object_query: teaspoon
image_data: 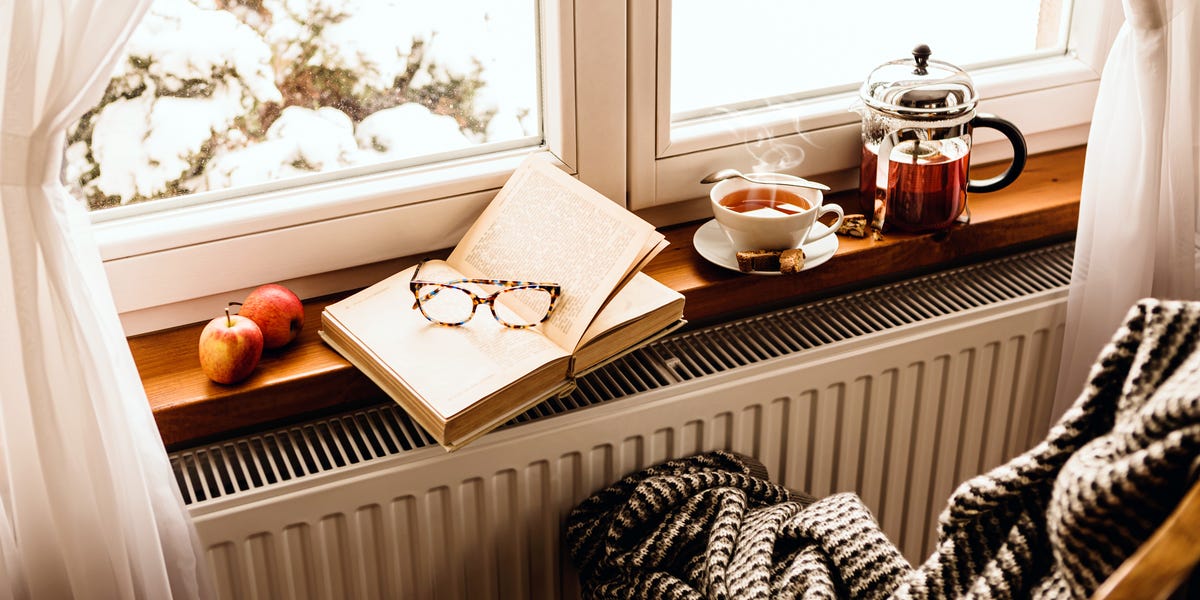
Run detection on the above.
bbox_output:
[700,168,831,192]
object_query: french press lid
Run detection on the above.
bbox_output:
[859,44,977,120]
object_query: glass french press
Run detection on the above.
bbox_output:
[854,45,1027,233]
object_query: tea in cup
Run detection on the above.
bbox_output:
[709,173,843,252]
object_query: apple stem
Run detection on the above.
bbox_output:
[225,302,243,326]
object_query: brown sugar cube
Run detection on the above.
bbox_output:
[836,214,868,238]
[735,249,781,273]
[779,248,806,274]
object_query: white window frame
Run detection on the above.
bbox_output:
[628,0,1125,222]
[102,1,1123,335]
[99,0,628,335]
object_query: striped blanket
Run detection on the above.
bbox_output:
[566,299,1200,599]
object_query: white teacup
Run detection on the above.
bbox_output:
[709,173,844,252]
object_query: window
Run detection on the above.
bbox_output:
[93,0,600,334]
[97,1,1120,334]
[628,0,1119,211]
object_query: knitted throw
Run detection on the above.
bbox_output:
[565,299,1200,599]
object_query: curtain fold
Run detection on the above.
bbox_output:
[0,1,212,598]
[1053,0,1200,419]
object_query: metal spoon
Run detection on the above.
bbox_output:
[700,168,831,192]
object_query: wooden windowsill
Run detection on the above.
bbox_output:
[130,146,1084,449]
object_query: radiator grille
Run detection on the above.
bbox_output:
[170,242,1074,505]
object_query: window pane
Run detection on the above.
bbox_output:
[671,0,1068,120]
[67,0,540,212]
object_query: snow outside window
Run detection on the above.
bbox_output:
[67,0,540,217]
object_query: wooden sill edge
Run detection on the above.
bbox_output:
[131,146,1085,450]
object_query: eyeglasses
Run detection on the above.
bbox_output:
[409,259,561,328]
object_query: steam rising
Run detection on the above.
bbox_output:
[710,105,813,175]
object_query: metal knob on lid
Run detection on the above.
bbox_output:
[911,44,931,74]
[859,44,977,119]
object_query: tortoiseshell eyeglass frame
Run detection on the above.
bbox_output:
[408,259,562,328]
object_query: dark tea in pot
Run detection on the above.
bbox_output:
[855,45,1027,233]
[859,137,970,233]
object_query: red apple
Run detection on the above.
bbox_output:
[198,307,264,384]
[239,283,304,349]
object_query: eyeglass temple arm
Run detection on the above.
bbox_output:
[409,259,437,309]
[411,285,444,309]
[434,278,561,294]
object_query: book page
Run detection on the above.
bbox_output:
[323,262,569,419]
[571,271,684,373]
[449,154,662,351]
[577,271,683,350]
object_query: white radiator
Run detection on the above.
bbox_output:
[173,243,1072,600]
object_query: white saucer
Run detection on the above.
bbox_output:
[693,219,839,276]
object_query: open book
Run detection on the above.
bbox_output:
[320,155,685,450]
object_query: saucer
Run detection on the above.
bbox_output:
[693,219,839,275]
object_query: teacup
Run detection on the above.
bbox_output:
[709,173,843,252]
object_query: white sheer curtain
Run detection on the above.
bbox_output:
[1053,0,1200,419]
[0,1,213,598]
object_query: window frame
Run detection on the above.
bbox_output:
[628,0,1124,215]
[100,0,631,334]
[102,0,1122,335]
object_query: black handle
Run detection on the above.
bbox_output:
[967,114,1027,193]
